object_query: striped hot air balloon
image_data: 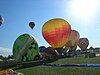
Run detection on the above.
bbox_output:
[42,18,71,48]
[66,30,80,50]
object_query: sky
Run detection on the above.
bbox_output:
[0,0,100,57]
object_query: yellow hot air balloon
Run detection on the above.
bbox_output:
[42,18,71,48]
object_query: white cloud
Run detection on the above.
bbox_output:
[0,47,12,57]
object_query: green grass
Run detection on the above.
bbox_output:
[16,56,100,75]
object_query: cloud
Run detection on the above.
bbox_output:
[0,47,12,57]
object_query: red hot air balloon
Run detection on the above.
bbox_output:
[42,18,71,48]
[66,30,80,50]
[78,38,89,50]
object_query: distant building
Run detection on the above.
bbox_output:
[0,59,3,61]
[94,48,100,53]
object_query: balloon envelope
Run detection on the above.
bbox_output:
[29,22,35,29]
[13,34,39,62]
[44,47,58,56]
[39,46,46,53]
[66,30,80,50]
[0,16,4,26]
[42,18,71,48]
[78,38,89,50]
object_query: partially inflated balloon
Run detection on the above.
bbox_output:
[0,69,23,75]
[42,18,71,48]
[66,30,80,50]
[39,46,46,53]
[0,16,4,26]
[43,47,59,59]
[29,22,35,29]
[44,47,57,55]
[78,38,89,50]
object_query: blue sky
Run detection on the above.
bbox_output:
[0,0,100,56]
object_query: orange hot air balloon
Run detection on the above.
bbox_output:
[66,30,80,50]
[42,18,71,48]
[78,38,89,50]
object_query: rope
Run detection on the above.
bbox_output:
[44,63,100,67]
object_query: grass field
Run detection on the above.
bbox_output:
[16,56,100,75]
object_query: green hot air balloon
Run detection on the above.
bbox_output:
[13,34,39,62]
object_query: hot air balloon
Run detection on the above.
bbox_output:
[39,46,46,53]
[66,30,80,50]
[13,34,39,62]
[29,22,35,29]
[78,38,89,50]
[42,18,71,49]
[0,16,4,26]
[43,47,59,59]
[0,69,23,75]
